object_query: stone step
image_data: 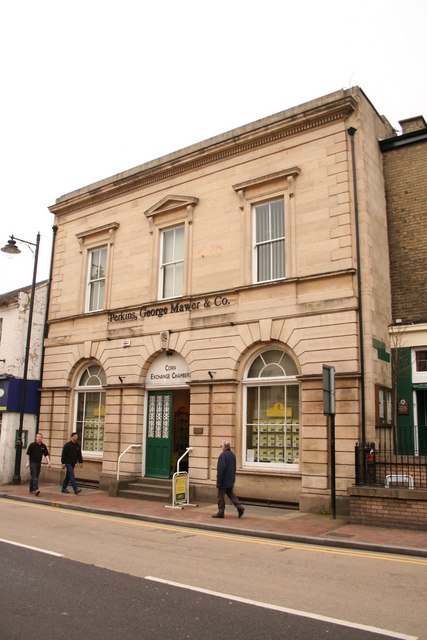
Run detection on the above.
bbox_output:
[118,477,172,502]
[119,488,171,502]
[126,481,170,491]
[129,478,171,485]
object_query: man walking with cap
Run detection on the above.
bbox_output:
[61,432,83,494]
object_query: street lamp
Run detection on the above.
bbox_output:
[1,233,40,484]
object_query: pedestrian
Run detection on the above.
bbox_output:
[61,432,83,494]
[212,440,244,519]
[26,432,51,496]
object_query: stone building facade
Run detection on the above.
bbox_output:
[40,87,394,512]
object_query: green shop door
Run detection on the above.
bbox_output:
[145,391,173,478]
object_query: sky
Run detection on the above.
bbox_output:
[0,0,426,294]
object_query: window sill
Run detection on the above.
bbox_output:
[240,464,300,474]
[82,452,103,460]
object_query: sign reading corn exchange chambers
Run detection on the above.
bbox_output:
[147,353,190,387]
[108,295,232,323]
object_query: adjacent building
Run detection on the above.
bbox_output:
[41,87,394,512]
[381,116,427,457]
[0,281,48,483]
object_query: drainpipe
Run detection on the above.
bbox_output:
[208,383,214,480]
[37,224,58,431]
[347,127,366,451]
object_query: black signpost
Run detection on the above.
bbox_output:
[323,365,336,519]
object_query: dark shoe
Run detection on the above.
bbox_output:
[35,490,40,496]
[61,489,70,494]
[211,513,224,518]
[238,507,245,518]
[74,489,82,494]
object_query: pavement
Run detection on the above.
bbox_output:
[1,481,427,558]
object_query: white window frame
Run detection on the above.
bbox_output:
[232,166,300,285]
[376,385,392,426]
[159,224,185,300]
[76,222,119,314]
[74,364,106,458]
[253,198,285,284]
[412,348,427,383]
[144,195,198,301]
[86,246,107,312]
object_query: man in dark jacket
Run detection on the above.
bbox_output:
[26,433,51,496]
[212,440,244,519]
[61,432,83,494]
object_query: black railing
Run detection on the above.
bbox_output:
[355,426,427,489]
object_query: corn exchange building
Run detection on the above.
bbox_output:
[41,87,394,512]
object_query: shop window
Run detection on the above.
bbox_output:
[243,350,300,468]
[160,225,184,299]
[375,385,392,426]
[75,364,106,456]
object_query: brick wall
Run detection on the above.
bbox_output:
[348,486,427,530]
[382,138,427,323]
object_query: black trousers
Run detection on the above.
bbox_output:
[29,462,41,492]
[217,486,242,514]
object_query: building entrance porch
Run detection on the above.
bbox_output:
[145,388,190,479]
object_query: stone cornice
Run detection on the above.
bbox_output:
[49,93,357,217]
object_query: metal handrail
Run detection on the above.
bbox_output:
[176,447,192,474]
[165,447,198,510]
[117,444,141,481]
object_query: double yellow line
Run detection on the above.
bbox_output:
[3,498,427,566]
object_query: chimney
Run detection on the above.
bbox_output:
[399,116,427,134]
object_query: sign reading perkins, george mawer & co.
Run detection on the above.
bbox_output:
[108,294,231,323]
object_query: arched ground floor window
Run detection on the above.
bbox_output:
[243,349,300,469]
[75,364,106,456]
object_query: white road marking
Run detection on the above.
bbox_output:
[0,537,63,557]
[145,576,418,640]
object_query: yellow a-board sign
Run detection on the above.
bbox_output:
[175,473,187,503]
[165,469,198,510]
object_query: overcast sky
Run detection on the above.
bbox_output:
[0,0,426,294]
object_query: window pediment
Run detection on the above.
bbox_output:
[76,222,119,252]
[233,167,300,209]
[144,195,199,219]
[144,195,199,234]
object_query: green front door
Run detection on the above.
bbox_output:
[145,391,173,478]
[416,390,427,455]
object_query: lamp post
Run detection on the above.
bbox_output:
[1,233,40,484]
